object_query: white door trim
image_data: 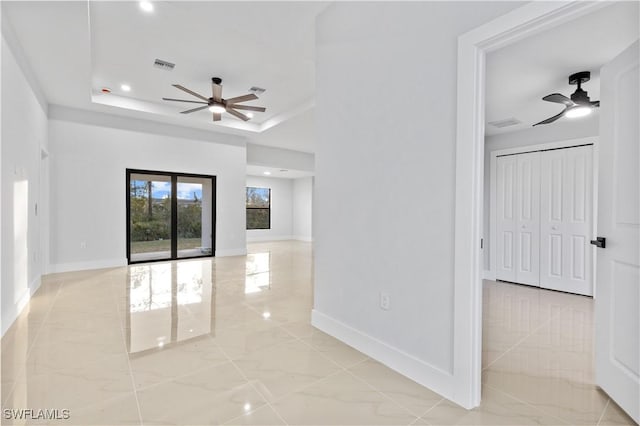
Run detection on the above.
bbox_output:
[488,137,598,283]
[453,1,608,409]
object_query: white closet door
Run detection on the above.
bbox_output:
[496,156,517,282]
[496,152,540,285]
[540,145,593,295]
[515,152,541,286]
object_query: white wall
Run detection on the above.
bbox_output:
[246,143,314,172]
[313,1,524,403]
[246,176,293,242]
[293,177,313,242]
[483,117,599,272]
[1,33,48,335]
[48,108,248,272]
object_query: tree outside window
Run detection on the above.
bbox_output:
[246,187,270,229]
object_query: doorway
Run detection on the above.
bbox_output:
[453,1,636,410]
[126,169,216,264]
[492,143,595,296]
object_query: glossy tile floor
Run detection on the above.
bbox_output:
[1,241,635,425]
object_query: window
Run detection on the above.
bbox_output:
[246,187,271,229]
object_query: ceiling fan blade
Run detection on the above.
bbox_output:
[542,93,574,106]
[180,105,209,114]
[591,100,600,107]
[226,108,250,121]
[230,104,266,112]
[212,82,222,102]
[533,109,567,126]
[213,112,222,122]
[172,84,209,102]
[162,97,207,104]
[225,93,258,104]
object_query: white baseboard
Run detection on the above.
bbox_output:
[292,235,313,242]
[48,258,127,274]
[311,309,454,402]
[216,247,248,257]
[482,270,496,281]
[1,276,42,337]
[246,235,295,243]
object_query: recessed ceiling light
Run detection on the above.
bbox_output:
[262,312,271,319]
[246,112,254,119]
[263,171,271,175]
[139,1,154,12]
[121,84,131,92]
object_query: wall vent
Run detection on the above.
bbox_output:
[488,117,522,128]
[154,59,175,71]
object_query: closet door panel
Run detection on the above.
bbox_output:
[540,146,593,295]
[496,156,517,282]
[540,150,565,286]
[564,146,592,293]
[515,152,541,286]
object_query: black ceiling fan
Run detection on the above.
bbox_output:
[162,77,266,122]
[533,71,600,126]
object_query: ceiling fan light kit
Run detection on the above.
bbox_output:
[162,77,266,122]
[533,71,600,126]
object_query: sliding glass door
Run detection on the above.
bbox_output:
[177,176,213,258]
[127,170,216,264]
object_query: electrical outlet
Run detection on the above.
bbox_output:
[80,241,87,249]
[380,292,390,310]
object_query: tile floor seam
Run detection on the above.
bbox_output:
[483,383,575,425]
[344,362,436,417]
[289,332,362,371]
[595,399,610,426]
[126,357,235,393]
[112,277,145,426]
[482,305,569,371]
[340,366,423,421]
[2,282,64,406]
[204,332,289,426]
[229,362,290,426]
[263,367,347,407]
[414,398,447,421]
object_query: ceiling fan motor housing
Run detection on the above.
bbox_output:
[569,71,591,104]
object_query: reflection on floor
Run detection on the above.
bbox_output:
[1,241,635,425]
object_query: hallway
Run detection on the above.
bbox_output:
[1,241,633,425]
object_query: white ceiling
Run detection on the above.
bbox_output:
[486,2,639,136]
[249,108,315,153]
[2,1,326,150]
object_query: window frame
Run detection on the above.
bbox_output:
[126,168,217,264]
[246,187,271,230]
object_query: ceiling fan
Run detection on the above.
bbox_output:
[533,71,600,126]
[162,77,266,122]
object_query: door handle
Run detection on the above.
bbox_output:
[590,237,606,248]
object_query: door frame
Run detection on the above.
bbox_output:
[125,168,217,264]
[487,137,598,283]
[453,1,608,409]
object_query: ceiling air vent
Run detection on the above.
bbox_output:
[154,59,175,71]
[488,117,522,128]
[249,86,266,95]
